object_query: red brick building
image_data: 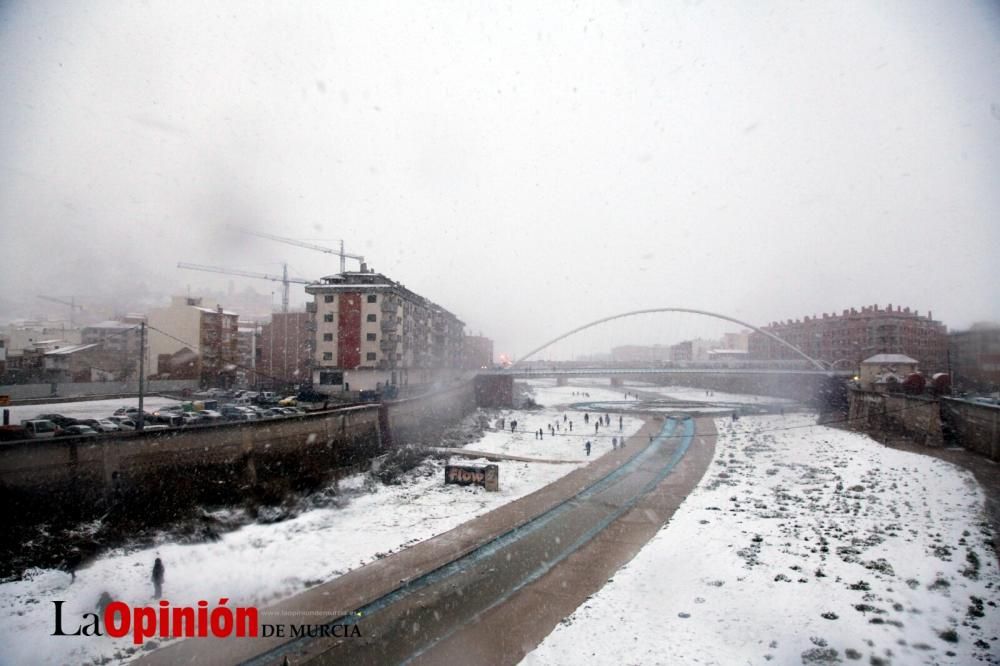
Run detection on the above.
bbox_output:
[258,312,311,389]
[749,304,947,372]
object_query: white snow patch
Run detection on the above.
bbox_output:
[525,414,1000,665]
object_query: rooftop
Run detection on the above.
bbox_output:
[862,353,918,365]
[43,343,100,356]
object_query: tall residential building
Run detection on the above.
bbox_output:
[81,318,145,381]
[305,268,465,392]
[462,335,494,369]
[236,320,261,388]
[749,304,947,372]
[146,296,240,387]
[949,323,1000,392]
[259,312,312,388]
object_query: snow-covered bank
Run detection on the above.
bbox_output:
[626,382,797,405]
[525,414,999,665]
[0,382,644,665]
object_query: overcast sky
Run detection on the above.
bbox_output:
[1,1,998,358]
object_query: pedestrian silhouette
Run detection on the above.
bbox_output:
[152,558,165,599]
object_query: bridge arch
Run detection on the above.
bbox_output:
[514,307,826,371]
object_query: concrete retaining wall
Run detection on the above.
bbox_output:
[0,406,382,522]
[384,381,478,446]
[0,381,482,525]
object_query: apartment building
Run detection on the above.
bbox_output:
[305,268,465,392]
[749,304,947,372]
[146,296,239,387]
[81,317,145,381]
[949,322,1000,392]
[258,312,312,388]
[462,335,494,369]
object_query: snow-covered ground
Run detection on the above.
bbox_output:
[625,382,797,405]
[0,381,645,666]
[525,414,1000,665]
[3,396,182,423]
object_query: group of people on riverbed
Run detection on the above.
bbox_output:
[495,410,629,457]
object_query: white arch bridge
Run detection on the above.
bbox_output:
[473,308,852,406]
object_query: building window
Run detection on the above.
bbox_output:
[323,333,333,342]
[366,352,377,361]
[366,333,376,341]
[324,295,334,303]
[367,314,377,322]
[367,294,377,303]
[319,370,343,385]
[322,352,333,361]
[324,313,334,322]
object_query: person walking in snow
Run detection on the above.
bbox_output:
[594,422,599,434]
[585,440,592,456]
[511,420,517,433]
[618,415,623,431]
[584,413,589,424]
[152,557,165,599]
[612,437,618,450]
[569,421,573,431]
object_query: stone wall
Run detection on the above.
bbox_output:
[941,398,1000,461]
[847,389,943,447]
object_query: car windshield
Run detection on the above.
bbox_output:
[0,3,998,665]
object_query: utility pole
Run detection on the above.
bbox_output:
[137,321,146,431]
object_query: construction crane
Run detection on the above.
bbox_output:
[36,295,85,326]
[176,262,314,313]
[232,227,365,274]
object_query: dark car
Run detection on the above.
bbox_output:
[37,413,79,428]
[60,425,99,438]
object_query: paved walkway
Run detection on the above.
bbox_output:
[139,412,717,665]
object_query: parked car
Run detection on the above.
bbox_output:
[60,425,99,438]
[221,405,257,421]
[255,391,278,405]
[142,424,170,431]
[151,412,184,427]
[36,413,78,428]
[78,418,120,432]
[107,416,137,430]
[10,419,61,439]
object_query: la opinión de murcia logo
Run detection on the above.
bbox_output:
[51,599,362,645]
